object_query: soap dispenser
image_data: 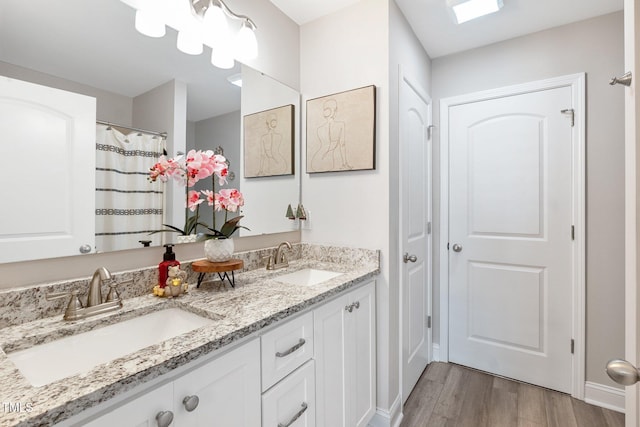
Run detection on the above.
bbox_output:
[159,244,180,288]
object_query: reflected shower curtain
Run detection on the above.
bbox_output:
[95,124,165,252]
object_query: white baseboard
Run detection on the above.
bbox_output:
[584,381,625,413]
[368,394,403,427]
[432,343,440,362]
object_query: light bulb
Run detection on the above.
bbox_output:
[211,43,234,69]
[236,21,257,60]
[134,9,165,38]
[204,2,229,40]
[177,31,203,55]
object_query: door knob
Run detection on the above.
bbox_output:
[403,253,417,263]
[452,244,463,252]
[609,71,632,86]
[606,359,640,385]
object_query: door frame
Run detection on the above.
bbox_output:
[438,73,586,398]
[398,68,433,403]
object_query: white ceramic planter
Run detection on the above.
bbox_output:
[204,238,234,262]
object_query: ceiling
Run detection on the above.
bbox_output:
[270,0,624,58]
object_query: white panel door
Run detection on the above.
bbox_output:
[0,76,96,263]
[448,86,574,393]
[399,74,432,403]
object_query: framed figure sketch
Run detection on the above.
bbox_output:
[306,85,376,173]
[244,104,295,178]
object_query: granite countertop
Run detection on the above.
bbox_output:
[0,250,379,426]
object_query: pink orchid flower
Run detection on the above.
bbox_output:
[218,188,244,212]
[186,190,204,212]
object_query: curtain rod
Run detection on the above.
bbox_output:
[96,120,167,138]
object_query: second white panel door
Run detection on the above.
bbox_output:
[448,85,574,393]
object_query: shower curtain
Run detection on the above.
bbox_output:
[95,124,165,252]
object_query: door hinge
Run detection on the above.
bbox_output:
[571,339,575,354]
[427,222,432,235]
[571,225,575,240]
[561,108,575,127]
[426,315,432,328]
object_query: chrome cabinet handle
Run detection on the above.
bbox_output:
[182,395,199,412]
[156,410,174,427]
[278,402,308,427]
[606,359,640,385]
[275,338,306,358]
[354,301,360,309]
[345,304,354,312]
[403,253,417,263]
[452,244,463,252]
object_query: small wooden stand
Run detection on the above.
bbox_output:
[191,259,244,288]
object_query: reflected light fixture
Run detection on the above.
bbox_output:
[448,0,504,24]
[121,0,258,69]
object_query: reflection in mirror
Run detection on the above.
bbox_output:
[0,0,300,264]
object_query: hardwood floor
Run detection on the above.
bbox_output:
[401,362,625,427]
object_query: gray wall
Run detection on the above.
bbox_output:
[431,11,625,387]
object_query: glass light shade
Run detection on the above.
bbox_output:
[177,31,203,55]
[203,3,229,40]
[134,9,166,38]
[451,0,503,24]
[211,44,234,69]
[236,22,258,60]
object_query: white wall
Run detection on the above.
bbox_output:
[431,12,625,388]
[0,0,301,288]
[389,0,432,411]
[300,0,393,417]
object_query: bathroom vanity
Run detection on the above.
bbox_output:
[0,244,378,426]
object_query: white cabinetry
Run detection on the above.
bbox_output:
[174,338,261,426]
[83,339,260,427]
[262,360,316,427]
[314,281,376,427]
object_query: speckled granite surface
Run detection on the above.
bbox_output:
[0,244,379,426]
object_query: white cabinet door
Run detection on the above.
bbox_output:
[0,76,96,263]
[314,289,348,427]
[82,382,174,427]
[346,282,376,427]
[262,360,316,427]
[173,338,261,427]
[314,281,376,427]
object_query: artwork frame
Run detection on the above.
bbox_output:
[243,104,295,178]
[306,85,376,173]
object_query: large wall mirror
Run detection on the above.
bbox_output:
[0,0,300,264]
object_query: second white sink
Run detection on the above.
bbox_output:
[7,308,215,387]
[275,268,343,286]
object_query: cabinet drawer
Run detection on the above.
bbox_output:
[261,311,314,391]
[262,360,315,427]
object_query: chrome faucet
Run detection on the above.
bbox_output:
[47,267,129,321]
[267,241,292,270]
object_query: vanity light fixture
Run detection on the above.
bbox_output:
[448,0,503,24]
[121,0,258,68]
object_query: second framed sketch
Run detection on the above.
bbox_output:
[306,85,376,173]
[244,104,295,178]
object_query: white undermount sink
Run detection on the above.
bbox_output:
[7,308,215,387]
[275,268,343,286]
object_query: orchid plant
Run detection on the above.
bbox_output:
[148,149,246,239]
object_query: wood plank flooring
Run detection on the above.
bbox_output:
[402,362,625,427]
